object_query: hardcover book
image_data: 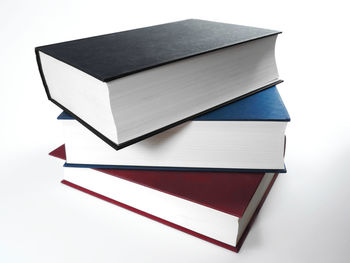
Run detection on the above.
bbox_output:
[60,86,289,172]
[50,145,278,252]
[36,19,282,150]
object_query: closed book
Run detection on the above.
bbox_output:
[50,145,278,252]
[60,86,289,172]
[36,19,282,150]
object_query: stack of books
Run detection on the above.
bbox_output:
[35,19,290,252]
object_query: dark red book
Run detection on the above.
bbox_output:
[50,144,278,252]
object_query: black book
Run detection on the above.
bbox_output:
[36,19,282,150]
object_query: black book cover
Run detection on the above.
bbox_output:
[36,19,280,82]
[35,19,282,150]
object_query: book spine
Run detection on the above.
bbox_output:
[35,49,52,100]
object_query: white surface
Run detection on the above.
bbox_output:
[0,0,350,262]
[63,117,287,170]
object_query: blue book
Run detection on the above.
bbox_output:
[59,86,289,172]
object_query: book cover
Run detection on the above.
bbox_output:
[36,19,280,82]
[50,145,278,252]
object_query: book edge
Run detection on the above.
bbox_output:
[49,145,287,174]
[57,86,291,122]
[47,80,283,151]
[63,162,287,173]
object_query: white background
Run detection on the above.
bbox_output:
[1,0,350,262]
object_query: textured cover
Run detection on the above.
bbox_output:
[36,19,280,82]
[58,86,290,122]
[49,145,278,252]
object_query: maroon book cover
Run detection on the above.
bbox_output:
[50,144,278,252]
